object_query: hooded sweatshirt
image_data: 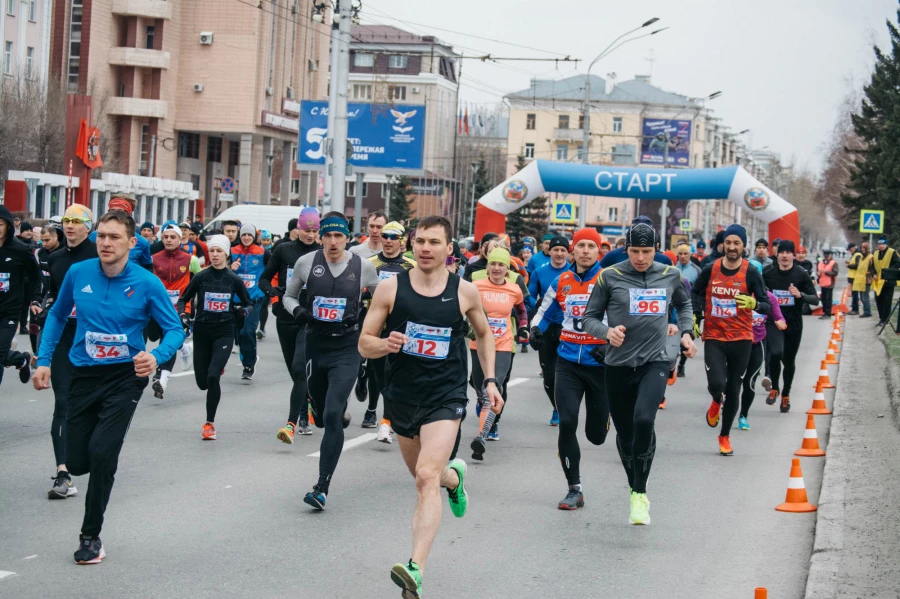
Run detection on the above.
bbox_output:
[0,205,41,320]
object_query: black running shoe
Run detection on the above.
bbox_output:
[297,419,313,435]
[303,486,327,510]
[558,488,584,510]
[18,352,31,384]
[677,363,685,378]
[361,410,377,428]
[342,410,352,429]
[470,436,486,461]
[241,366,253,380]
[354,377,368,403]
[48,471,77,499]
[74,535,105,564]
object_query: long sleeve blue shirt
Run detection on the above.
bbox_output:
[526,251,551,276]
[528,261,571,323]
[38,258,184,368]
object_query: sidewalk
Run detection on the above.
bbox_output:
[805,316,900,598]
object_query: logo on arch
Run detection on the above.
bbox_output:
[743,187,769,212]
[501,180,528,203]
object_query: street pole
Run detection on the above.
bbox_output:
[353,172,363,234]
[323,5,339,210]
[580,75,591,229]
[329,0,352,214]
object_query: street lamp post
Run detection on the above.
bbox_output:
[467,162,480,235]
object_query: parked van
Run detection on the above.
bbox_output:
[202,205,305,237]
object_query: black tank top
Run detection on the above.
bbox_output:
[305,250,362,338]
[383,271,468,406]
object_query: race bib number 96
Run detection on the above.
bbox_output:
[313,297,346,322]
[204,292,230,313]
[85,332,130,360]
[403,322,451,360]
[629,288,667,316]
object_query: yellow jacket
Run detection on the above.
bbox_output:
[852,253,874,292]
[873,247,897,295]
[847,251,860,280]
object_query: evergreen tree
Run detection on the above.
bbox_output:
[389,175,415,225]
[843,5,900,245]
[504,155,550,243]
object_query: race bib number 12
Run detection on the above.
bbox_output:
[403,322,451,360]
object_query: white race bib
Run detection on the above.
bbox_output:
[378,270,400,281]
[711,297,737,318]
[563,293,590,333]
[487,317,508,338]
[751,310,766,327]
[286,267,294,285]
[167,289,180,306]
[313,296,346,322]
[773,289,795,306]
[85,332,130,360]
[204,292,231,313]
[239,273,256,289]
[0,272,8,292]
[403,322,451,360]
[629,288,667,316]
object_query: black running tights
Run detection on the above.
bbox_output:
[740,341,764,418]
[192,323,234,423]
[704,339,752,436]
[276,320,308,424]
[555,358,609,487]
[769,328,802,396]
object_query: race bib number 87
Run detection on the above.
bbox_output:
[564,293,590,333]
[85,332,130,360]
[403,322,451,360]
[773,289,795,306]
[629,288,667,316]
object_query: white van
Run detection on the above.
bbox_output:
[202,205,305,237]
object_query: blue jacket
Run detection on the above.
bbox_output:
[89,230,153,267]
[38,258,184,368]
[526,251,551,276]
[599,246,672,268]
[528,261,570,323]
[231,243,267,302]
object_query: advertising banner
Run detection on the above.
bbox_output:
[298,101,426,170]
[640,119,692,166]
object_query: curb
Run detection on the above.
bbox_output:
[877,331,900,431]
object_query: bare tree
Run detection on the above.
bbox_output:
[0,75,67,185]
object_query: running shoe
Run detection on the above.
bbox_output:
[738,416,750,430]
[354,376,368,403]
[256,328,266,339]
[152,376,166,399]
[342,410,352,429]
[558,487,584,510]
[18,352,31,384]
[48,471,77,499]
[303,486,327,510]
[470,435,486,461]
[847,310,859,316]
[780,394,791,413]
[74,535,105,565]
[487,427,499,441]
[377,423,393,444]
[718,435,733,456]
[180,342,193,371]
[362,410,377,428]
[677,363,686,378]
[297,419,313,435]
[706,399,721,427]
[659,398,667,410]
[667,368,677,386]
[241,366,253,380]
[277,422,295,444]
[761,376,773,392]
[629,492,651,525]
[766,389,778,405]
[860,314,872,318]
[202,422,217,440]
[549,409,559,426]
[521,344,529,353]
[391,560,423,599]
[446,458,468,517]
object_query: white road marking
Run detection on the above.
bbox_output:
[506,378,528,388]
[308,433,377,458]
[224,485,232,489]
[23,555,36,560]
[168,371,195,379]
[28,400,36,403]
[0,571,15,581]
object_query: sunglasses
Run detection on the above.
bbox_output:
[381,233,401,240]
[61,217,85,224]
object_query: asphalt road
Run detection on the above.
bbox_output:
[0,318,836,598]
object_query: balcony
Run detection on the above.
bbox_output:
[108,47,171,70]
[106,97,168,119]
[552,128,582,142]
[112,0,173,19]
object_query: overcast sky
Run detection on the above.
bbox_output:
[361,0,896,171]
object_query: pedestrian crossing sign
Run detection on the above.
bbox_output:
[860,209,884,233]
[552,200,576,224]
[679,218,692,232]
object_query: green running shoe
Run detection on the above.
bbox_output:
[391,560,423,598]
[629,491,651,525]
[446,458,468,518]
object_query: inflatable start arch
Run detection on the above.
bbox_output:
[474,161,799,247]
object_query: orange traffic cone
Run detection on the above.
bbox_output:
[775,458,817,513]
[807,382,832,415]
[795,414,826,456]
[814,360,835,389]
[829,337,840,355]
[832,328,843,343]
[755,589,768,599]
[824,346,839,365]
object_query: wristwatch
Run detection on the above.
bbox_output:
[481,377,499,393]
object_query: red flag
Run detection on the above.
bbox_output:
[75,118,103,169]
[74,119,88,162]
[464,107,469,135]
[458,108,463,134]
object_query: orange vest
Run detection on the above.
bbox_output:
[703,259,753,342]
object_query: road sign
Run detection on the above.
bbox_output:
[221,177,236,193]
[680,218,692,232]
[552,200,576,224]
[860,209,884,234]
[219,193,235,203]
[602,226,623,235]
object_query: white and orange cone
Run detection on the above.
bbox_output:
[775,458,817,513]
[829,337,840,355]
[824,346,839,365]
[807,382,832,415]
[813,360,835,389]
[794,414,826,457]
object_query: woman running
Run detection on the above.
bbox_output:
[180,235,253,440]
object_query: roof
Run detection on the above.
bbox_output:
[506,74,701,108]
[351,24,453,51]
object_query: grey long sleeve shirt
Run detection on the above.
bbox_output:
[583,261,693,368]
[282,250,380,316]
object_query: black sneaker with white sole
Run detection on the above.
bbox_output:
[241,366,254,380]
[48,471,77,499]
[18,352,31,384]
[361,410,377,428]
[74,535,105,564]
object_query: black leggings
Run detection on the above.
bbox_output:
[555,358,609,486]
[704,339,752,436]
[0,320,27,385]
[259,300,269,331]
[740,341,764,418]
[50,322,76,466]
[192,323,234,423]
[366,357,391,421]
[538,324,562,408]
[769,328,802,396]
[605,362,667,494]
[276,320,309,424]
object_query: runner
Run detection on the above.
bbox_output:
[762,239,819,412]
[88,194,153,269]
[583,222,696,524]
[527,233,553,276]
[221,221,241,246]
[754,239,773,268]
[690,240,707,267]
[359,221,416,442]
[532,228,611,510]
[0,205,39,387]
[359,215,502,598]
[700,231,725,269]
[260,207,321,441]
[282,211,380,510]
[231,223,268,380]
[600,216,673,267]
[33,210,184,565]
[349,210,387,259]
[180,235,253,440]
[32,225,64,357]
[692,224,770,455]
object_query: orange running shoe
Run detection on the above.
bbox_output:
[706,399,721,427]
[658,398,667,410]
[202,422,217,440]
[277,422,295,444]
[667,369,677,387]
[718,435,733,456]
[766,389,779,405]
[780,394,791,414]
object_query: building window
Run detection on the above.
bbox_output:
[67,2,82,92]
[388,55,408,69]
[146,26,155,50]
[139,124,150,175]
[207,136,222,163]
[389,85,406,101]
[178,132,200,159]
[25,47,33,80]
[190,175,201,191]
[291,179,300,194]
[556,144,568,160]
[578,114,584,129]
[558,115,569,129]
[346,181,368,197]
[525,113,535,130]
[29,0,35,21]
[4,42,12,75]
[607,206,618,222]
[6,0,14,16]
[576,145,584,160]
[524,143,535,159]
[352,84,372,100]
[612,117,623,133]
[353,53,374,68]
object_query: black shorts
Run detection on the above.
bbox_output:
[389,399,466,439]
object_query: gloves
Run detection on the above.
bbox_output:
[179,313,192,335]
[233,304,252,318]
[588,344,607,364]
[516,326,530,344]
[735,294,756,310]
[692,314,701,339]
[292,305,310,326]
[529,326,543,351]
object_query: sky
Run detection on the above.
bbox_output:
[360,0,897,172]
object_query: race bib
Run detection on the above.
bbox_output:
[313,296,346,322]
[239,273,256,289]
[629,288,667,316]
[751,310,766,327]
[487,317,508,338]
[204,292,230,313]
[0,272,8,292]
[167,289,180,306]
[711,297,737,318]
[564,293,590,333]
[403,321,451,360]
[286,267,294,285]
[85,331,130,360]
[378,270,400,281]
[773,289,795,306]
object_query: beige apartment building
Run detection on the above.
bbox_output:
[0,0,51,86]
[50,0,330,215]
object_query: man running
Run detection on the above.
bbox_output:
[527,233,554,276]
[89,194,153,269]
[260,207,321,441]
[282,212,380,510]
[0,205,39,386]
[360,215,502,599]
[762,239,819,412]
[692,224,770,455]
[33,210,184,564]
[349,210,387,259]
[231,223,268,380]
[584,222,696,524]
[754,239,773,268]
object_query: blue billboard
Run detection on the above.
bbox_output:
[298,101,426,170]
[640,119,692,166]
